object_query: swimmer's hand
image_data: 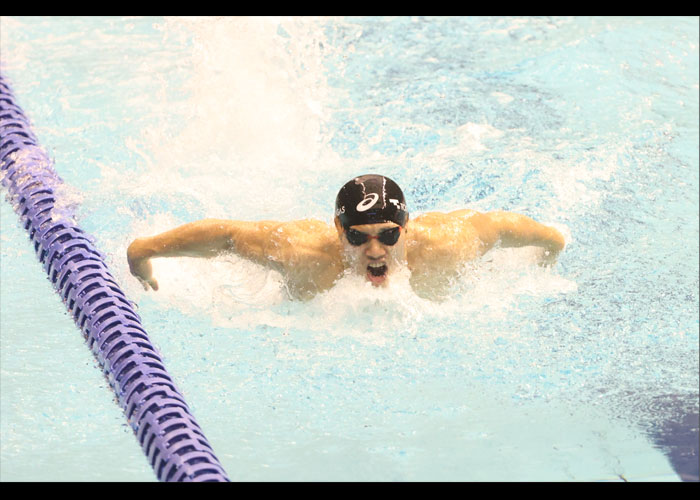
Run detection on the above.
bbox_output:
[127,239,159,291]
[540,223,569,268]
[536,227,566,268]
[537,246,561,268]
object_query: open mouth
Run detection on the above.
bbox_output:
[366,263,388,285]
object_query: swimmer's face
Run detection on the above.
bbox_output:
[334,218,408,287]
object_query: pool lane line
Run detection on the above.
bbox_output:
[0,73,230,482]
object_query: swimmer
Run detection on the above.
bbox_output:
[127,174,566,300]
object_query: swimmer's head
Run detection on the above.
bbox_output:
[334,174,408,230]
[334,175,409,287]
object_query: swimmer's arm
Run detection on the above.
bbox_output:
[127,219,286,290]
[471,211,566,265]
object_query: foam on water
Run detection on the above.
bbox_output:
[1,16,697,481]
[106,17,576,343]
[115,17,344,223]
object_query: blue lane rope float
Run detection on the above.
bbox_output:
[0,74,230,482]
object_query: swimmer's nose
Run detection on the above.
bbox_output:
[365,238,386,259]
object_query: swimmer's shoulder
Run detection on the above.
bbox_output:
[406,210,486,264]
[277,218,335,234]
[408,209,484,236]
[272,219,344,295]
[271,218,341,260]
[411,208,482,222]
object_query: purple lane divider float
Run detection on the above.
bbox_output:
[0,74,230,482]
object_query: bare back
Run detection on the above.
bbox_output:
[127,209,564,301]
[270,210,506,298]
[253,219,344,300]
[403,210,497,295]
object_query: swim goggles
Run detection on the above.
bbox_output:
[345,226,402,246]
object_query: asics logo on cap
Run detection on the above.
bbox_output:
[335,174,408,229]
[356,193,380,212]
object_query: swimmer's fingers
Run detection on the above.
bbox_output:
[537,248,559,268]
[131,267,158,291]
[127,248,159,291]
[137,276,159,291]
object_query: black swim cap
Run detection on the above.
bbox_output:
[335,174,408,229]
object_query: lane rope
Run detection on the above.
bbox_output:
[0,74,230,482]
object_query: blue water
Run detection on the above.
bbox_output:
[1,16,698,481]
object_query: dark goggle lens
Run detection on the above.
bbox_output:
[377,227,402,245]
[346,227,401,246]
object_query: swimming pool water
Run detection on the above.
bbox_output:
[1,16,698,481]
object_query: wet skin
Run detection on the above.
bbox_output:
[127,209,565,301]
